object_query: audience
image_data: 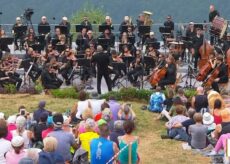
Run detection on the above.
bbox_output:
[110,120,125,148]
[33,101,49,123]
[118,104,136,121]
[191,87,208,113]
[108,96,121,121]
[88,92,105,116]
[148,86,166,112]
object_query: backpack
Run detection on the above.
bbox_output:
[72,148,89,164]
[149,93,164,112]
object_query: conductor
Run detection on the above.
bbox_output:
[91,45,112,94]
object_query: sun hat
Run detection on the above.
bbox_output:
[7,115,16,124]
[202,112,214,125]
[97,119,107,126]
[16,116,26,128]
[12,136,24,147]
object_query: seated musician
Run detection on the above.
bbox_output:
[12,17,26,50]
[119,16,133,34]
[52,27,62,40]
[41,64,63,89]
[24,47,42,82]
[145,32,157,45]
[59,17,71,35]
[157,54,177,89]
[119,45,132,57]
[127,51,143,86]
[42,44,59,65]
[59,48,77,85]
[38,16,51,48]
[0,28,10,55]
[222,33,230,54]
[210,55,229,92]
[98,28,115,49]
[146,44,159,59]
[86,30,96,48]
[101,16,114,30]
[80,16,92,31]
[0,60,22,91]
[109,50,125,87]
[120,32,135,54]
[76,27,88,51]
[24,28,36,50]
[127,26,136,45]
[81,48,92,83]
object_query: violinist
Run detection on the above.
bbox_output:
[43,44,59,64]
[109,50,124,87]
[127,51,143,86]
[41,63,63,89]
[81,48,93,83]
[158,54,177,89]
[192,27,203,71]
[119,45,132,57]
[24,28,36,50]
[210,55,228,92]
[146,44,159,60]
[24,47,42,82]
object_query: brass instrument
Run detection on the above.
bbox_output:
[143,11,153,26]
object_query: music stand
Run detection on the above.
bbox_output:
[146,42,160,49]
[55,44,66,53]
[159,27,171,34]
[76,38,86,48]
[144,56,155,69]
[31,44,43,53]
[97,38,110,50]
[38,25,50,34]
[51,39,59,47]
[99,25,111,32]
[14,26,27,34]
[111,62,127,88]
[0,37,14,45]
[76,54,85,59]
[138,26,151,35]
[128,36,135,45]
[75,25,88,32]
[55,25,67,35]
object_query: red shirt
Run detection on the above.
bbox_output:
[42,127,54,139]
[94,113,102,121]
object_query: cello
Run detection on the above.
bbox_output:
[226,48,230,77]
[202,64,221,87]
[149,62,167,86]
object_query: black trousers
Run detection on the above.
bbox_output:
[158,78,175,89]
[44,79,63,89]
[97,71,112,94]
[194,49,200,70]
[8,72,22,90]
[127,68,143,84]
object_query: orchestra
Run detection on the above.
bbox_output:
[0,5,230,94]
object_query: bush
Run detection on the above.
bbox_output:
[184,89,196,99]
[50,87,79,99]
[34,81,44,94]
[3,84,17,94]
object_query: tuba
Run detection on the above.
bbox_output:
[143,11,153,26]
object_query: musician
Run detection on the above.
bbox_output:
[59,17,71,35]
[52,27,62,41]
[81,48,92,83]
[158,55,177,89]
[101,16,114,30]
[145,32,157,45]
[91,45,112,94]
[59,48,76,85]
[211,55,228,92]
[164,15,174,37]
[146,44,159,59]
[24,28,36,50]
[80,16,92,31]
[127,52,143,87]
[119,45,132,57]
[41,64,63,89]
[192,28,204,71]
[0,28,10,54]
[38,16,51,48]
[127,26,136,45]
[209,4,220,45]
[76,27,87,51]
[24,47,42,82]
[86,30,96,48]
[136,14,145,46]
[43,44,59,64]
[119,16,133,33]
[98,28,115,49]
[12,17,25,50]
[222,33,230,53]
[185,22,196,47]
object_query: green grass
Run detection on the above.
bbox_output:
[0,94,210,163]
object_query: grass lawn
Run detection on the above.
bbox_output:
[0,94,210,164]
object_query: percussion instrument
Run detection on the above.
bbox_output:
[169,41,184,54]
[210,16,228,39]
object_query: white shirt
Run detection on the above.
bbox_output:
[76,100,89,119]
[0,138,12,164]
[89,99,105,115]
[12,130,30,148]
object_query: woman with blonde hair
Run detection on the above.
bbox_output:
[38,136,64,164]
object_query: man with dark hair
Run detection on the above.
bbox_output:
[91,45,112,94]
[90,123,118,164]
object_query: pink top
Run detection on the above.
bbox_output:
[8,124,17,131]
[5,149,26,164]
[42,127,54,139]
[4,124,16,141]
[78,121,99,134]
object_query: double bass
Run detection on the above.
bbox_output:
[226,48,230,77]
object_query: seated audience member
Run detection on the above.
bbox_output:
[108,96,121,121]
[118,104,136,121]
[94,102,110,121]
[20,148,41,164]
[163,89,174,112]
[12,116,31,148]
[38,136,64,164]
[32,113,48,147]
[48,113,77,163]
[33,101,49,123]
[110,120,125,148]
[102,108,114,132]
[118,120,140,164]
[188,113,208,149]
[42,115,54,139]
[212,99,223,125]
[207,90,224,111]
[88,92,105,116]
[164,105,189,140]
[202,112,216,133]
[191,87,208,113]
[78,108,96,134]
[172,108,196,136]
[71,91,91,123]
[148,86,166,112]
[79,118,99,161]
[0,119,12,164]
[5,136,26,164]
[176,88,188,104]
[90,123,119,164]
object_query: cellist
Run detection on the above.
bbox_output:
[158,54,177,89]
[210,55,228,92]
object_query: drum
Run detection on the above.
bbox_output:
[169,41,184,54]
[210,16,228,39]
